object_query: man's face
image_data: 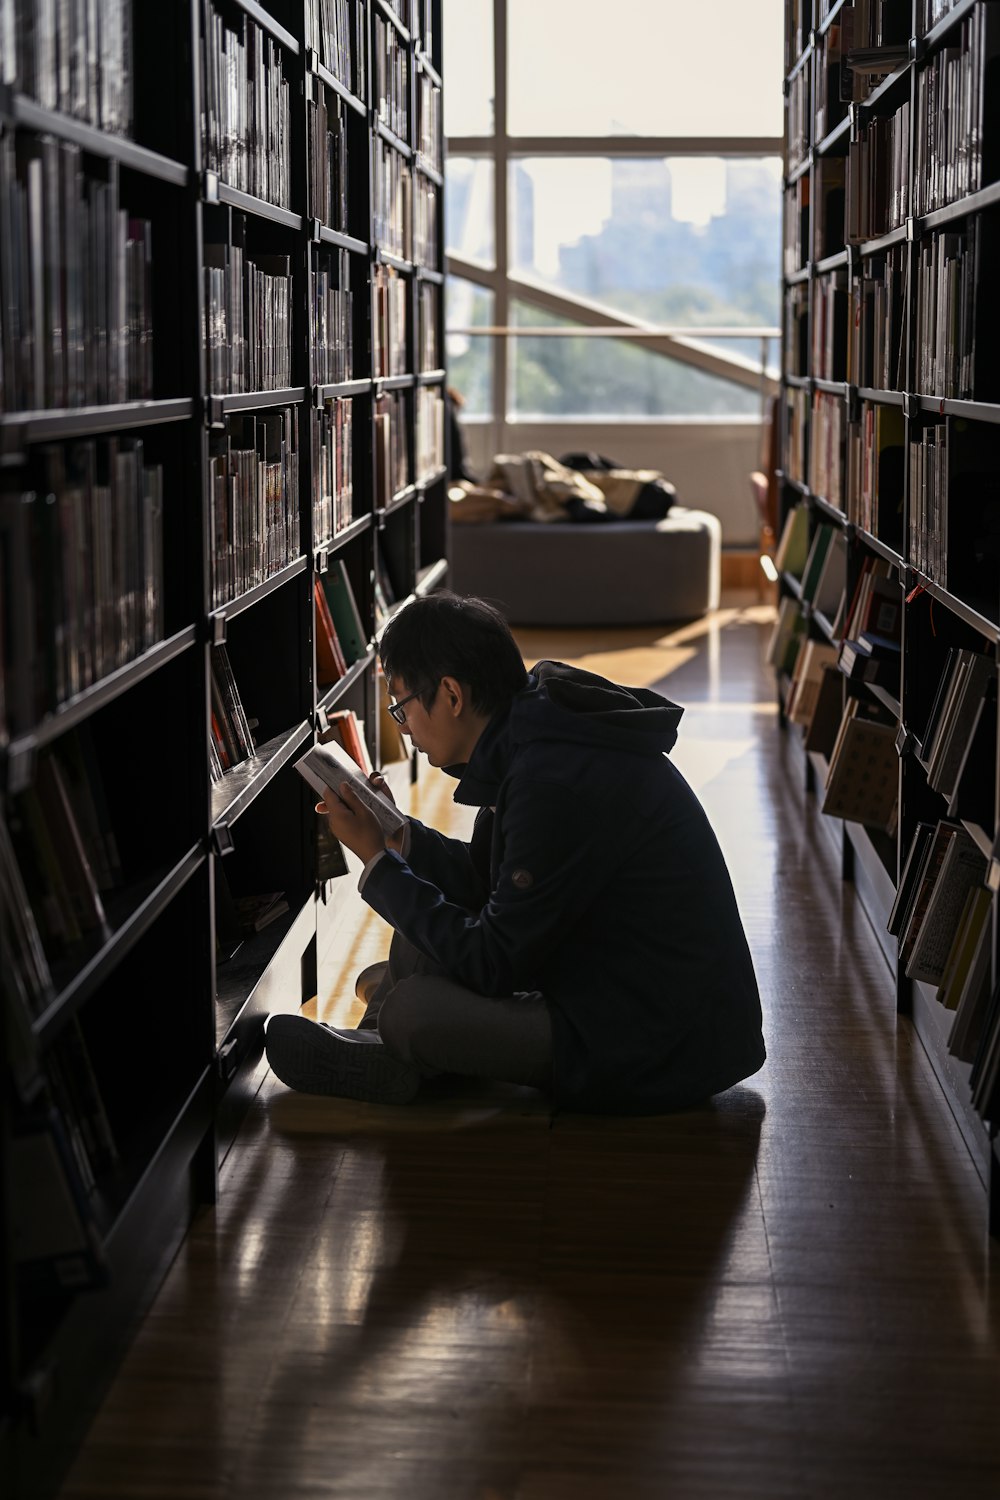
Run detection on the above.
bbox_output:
[388,677,460,768]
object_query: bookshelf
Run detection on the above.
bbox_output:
[0,0,446,1493]
[775,0,1000,1232]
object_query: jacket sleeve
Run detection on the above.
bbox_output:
[362,777,617,995]
[402,811,491,911]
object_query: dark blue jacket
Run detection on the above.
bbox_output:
[362,661,765,1113]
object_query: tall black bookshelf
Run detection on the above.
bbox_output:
[0,2,446,1494]
[776,0,1000,1232]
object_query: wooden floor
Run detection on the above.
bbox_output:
[60,600,1000,1500]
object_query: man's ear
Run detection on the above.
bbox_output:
[439,675,466,716]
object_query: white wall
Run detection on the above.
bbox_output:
[459,419,763,547]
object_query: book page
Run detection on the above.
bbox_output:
[294,739,406,837]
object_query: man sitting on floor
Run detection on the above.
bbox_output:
[265,592,765,1112]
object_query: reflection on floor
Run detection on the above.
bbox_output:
[61,601,1000,1500]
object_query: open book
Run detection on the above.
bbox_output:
[294,739,406,838]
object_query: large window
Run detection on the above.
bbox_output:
[444,0,783,422]
[509,303,760,420]
[509,157,782,367]
[445,157,495,266]
[446,278,494,417]
[506,0,783,139]
[442,0,494,137]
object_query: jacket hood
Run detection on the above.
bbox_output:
[450,660,684,806]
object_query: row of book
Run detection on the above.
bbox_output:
[417,281,440,372]
[905,422,1000,597]
[313,396,354,547]
[844,401,904,542]
[375,389,410,505]
[201,2,293,211]
[811,273,845,384]
[4,727,120,977]
[836,560,901,698]
[785,283,808,379]
[822,693,899,833]
[203,239,292,395]
[773,538,998,829]
[774,507,849,628]
[783,404,997,587]
[812,159,847,262]
[909,421,947,581]
[207,408,301,610]
[847,244,907,391]
[413,173,438,266]
[787,66,809,171]
[314,559,368,687]
[774,528,899,651]
[967,978,1000,1123]
[209,642,256,781]
[374,136,412,261]
[783,174,809,277]
[0,136,154,413]
[890,814,1000,1122]
[808,391,845,507]
[891,818,988,1004]
[313,249,354,386]
[1,439,164,739]
[416,385,444,482]
[784,386,807,486]
[374,10,409,140]
[769,587,900,833]
[6,996,117,1293]
[306,0,368,101]
[2,0,133,137]
[785,0,810,69]
[416,71,442,173]
[917,646,995,809]
[912,5,998,216]
[373,263,408,379]
[847,103,909,244]
[308,82,351,236]
[799,12,995,243]
[4,834,121,1291]
[912,224,981,401]
[918,0,966,32]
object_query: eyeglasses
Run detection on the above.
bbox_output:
[387,686,429,724]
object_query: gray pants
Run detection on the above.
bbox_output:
[360,931,553,1092]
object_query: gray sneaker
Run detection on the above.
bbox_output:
[265,1015,420,1103]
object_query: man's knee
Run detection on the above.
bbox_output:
[376,976,434,1064]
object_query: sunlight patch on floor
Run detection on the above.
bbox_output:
[671,735,758,795]
[515,605,777,689]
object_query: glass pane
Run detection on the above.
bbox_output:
[445,157,495,266]
[442,0,494,137]
[446,277,494,417]
[509,302,762,419]
[509,157,781,336]
[508,0,782,138]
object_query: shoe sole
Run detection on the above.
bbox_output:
[265,1015,420,1104]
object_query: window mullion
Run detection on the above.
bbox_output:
[491,0,509,443]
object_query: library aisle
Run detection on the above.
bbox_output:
[58,605,1000,1500]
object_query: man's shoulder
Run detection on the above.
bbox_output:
[507,734,670,790]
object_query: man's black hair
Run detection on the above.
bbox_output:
[380,591,528,718]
